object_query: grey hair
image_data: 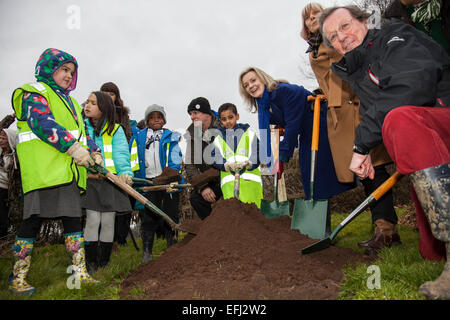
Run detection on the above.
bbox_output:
[318,5,372,48]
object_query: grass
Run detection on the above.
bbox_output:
[331,207,445,300]
[0,206,445,300]
[0,237,170,300]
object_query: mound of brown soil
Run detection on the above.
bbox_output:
[120,198,371,300]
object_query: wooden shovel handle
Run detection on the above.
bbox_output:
[371,171,404,200]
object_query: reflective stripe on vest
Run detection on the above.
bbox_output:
[130,139,139,172]
[220,172,262,188]
[18,130,87,147]
[102,124,120,174]
[165,142,170,167]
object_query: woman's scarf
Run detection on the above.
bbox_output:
[410,0,442,31]
[306,33,322,58]
[256,87,272,164]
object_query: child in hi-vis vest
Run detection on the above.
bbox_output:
[81,91,136,274]
[9,48,102,294]
[212,103,263,208]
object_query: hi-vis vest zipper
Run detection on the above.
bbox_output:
[213,129,263,208]
[11,82,88,194]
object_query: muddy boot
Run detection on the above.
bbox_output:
[98,242,113,268]
[8,238,36,295]
[359,219,402,256]
[410,163,450,299]
[84,241,98,275]
[65,232,99,285]
[419,243,450,299]
[142,231,154,263]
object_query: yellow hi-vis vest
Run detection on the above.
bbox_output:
[100,123,139,174]
[12,82,88,194]
[213,129,263,208]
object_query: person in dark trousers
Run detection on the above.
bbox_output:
[129,104,184,262]
[100,82,134,246]
[320,4,450,300]
[184,97,223,220]
[300,2,398,255]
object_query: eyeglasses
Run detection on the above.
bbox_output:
[326,18,353,44]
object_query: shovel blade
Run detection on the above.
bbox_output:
[291,198,328,239]
[301,237,332,254]
[260,199,290,219]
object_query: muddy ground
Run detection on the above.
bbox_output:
[120,198,374,300]
[120,152,413,300]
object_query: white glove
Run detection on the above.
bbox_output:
[91,152,104,167]
[242,160,253,170]
[118,174,133,186]
[224,161,238,172]
[66,141,94,168]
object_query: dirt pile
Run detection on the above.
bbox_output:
[120,198,371,300]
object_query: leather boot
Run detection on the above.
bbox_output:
[8,238,36,295]
[84,241,98,275]
[358,219,402,255]
[142,231,154,263]
[410,163,450,299]
[65,232,99,284]
[98,242,113,268]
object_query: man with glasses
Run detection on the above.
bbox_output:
[319,5,450,300]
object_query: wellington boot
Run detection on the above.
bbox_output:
[419,243,450,300]
[8,238,36,295]
[84,241,99,275]
[98,242,113,268]
[141,231,154,263]
[142,251,152,263]
[65,232,99,285]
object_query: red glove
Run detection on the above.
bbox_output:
[277,161,284,180]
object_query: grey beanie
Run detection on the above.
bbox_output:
[145,104,167,124]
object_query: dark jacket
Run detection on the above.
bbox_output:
[332,19,450,154]
[384,0,450,53]
[267,83,355,199]
[184,112,222,190]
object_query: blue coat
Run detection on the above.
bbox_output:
[129,127,185,190]
[267,83,355,200]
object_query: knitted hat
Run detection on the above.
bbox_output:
[187,97,211,115]
[145,104,166,124]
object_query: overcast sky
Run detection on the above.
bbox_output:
[0,0,351,134]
